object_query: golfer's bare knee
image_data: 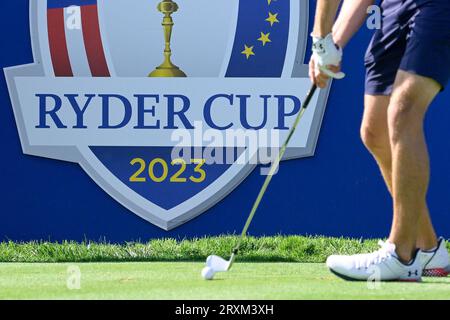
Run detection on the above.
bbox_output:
[360,123,389,154]
[388,87,425,145]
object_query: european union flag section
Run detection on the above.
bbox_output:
[226,0,290,77]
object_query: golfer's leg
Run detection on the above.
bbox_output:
[416,206,438,251]
[387,70,440,262]
[361,95,437,250]
[361,95,392,193]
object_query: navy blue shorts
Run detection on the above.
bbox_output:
[364,0,450,95]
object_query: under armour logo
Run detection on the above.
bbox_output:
[313,43,325,54]
[408,270,419,277]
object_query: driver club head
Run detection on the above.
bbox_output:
[206,255,233,272]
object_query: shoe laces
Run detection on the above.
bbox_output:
[355,240,396,269]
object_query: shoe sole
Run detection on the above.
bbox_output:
[422,268,449,277]
[329,268,421,282]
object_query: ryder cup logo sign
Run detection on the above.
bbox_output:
[5,0,330,230]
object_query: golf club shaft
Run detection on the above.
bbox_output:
[233,84,318,255]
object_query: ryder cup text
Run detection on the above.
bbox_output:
[35,93,302,131]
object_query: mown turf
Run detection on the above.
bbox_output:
[0,262,448,300]
[3,236,449,263]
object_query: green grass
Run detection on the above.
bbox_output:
[0,262,449,300]
[5,235,449,263]
[1,237,449,299]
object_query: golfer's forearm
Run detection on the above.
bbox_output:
[332,0,375,48]
[312,0,342,38]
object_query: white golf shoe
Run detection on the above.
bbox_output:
[418,237,450,277]
[326,240,422,282]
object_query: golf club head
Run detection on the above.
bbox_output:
[206,255,232,272]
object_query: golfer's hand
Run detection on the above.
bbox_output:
[309,33,346,88]
[309,58,341,89]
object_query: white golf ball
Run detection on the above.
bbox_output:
[201,266,215,280]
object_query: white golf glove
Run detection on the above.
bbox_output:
[311,33,345,80]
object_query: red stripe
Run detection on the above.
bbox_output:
[423,268,449,277]
[47,8,73,77]
[81,5,110,77]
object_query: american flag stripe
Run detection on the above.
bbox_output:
[47,8,73,76]
[80,5,110,77]
[47,0,97,8]
[46,0,110,77]
[64,8,92,76]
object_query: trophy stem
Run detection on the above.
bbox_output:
[149,0,187,77]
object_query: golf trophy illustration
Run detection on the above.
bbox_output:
[149,0,187,77]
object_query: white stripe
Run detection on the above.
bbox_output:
[219,0,240,77]
[64,6,92,77]
[282,0,301,78]
[36,0,54,77]
[97,0,116,76]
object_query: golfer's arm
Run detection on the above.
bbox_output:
[332,0,375,48]
[312,0,342,38]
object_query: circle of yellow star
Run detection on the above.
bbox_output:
[266,12,279,26]
[241,45,255,59]
[258,32,271,46]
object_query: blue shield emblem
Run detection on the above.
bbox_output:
[5,0,331,230]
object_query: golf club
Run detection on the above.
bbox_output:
[202,84,318,279]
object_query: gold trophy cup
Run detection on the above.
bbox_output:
[149,0,187,77]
